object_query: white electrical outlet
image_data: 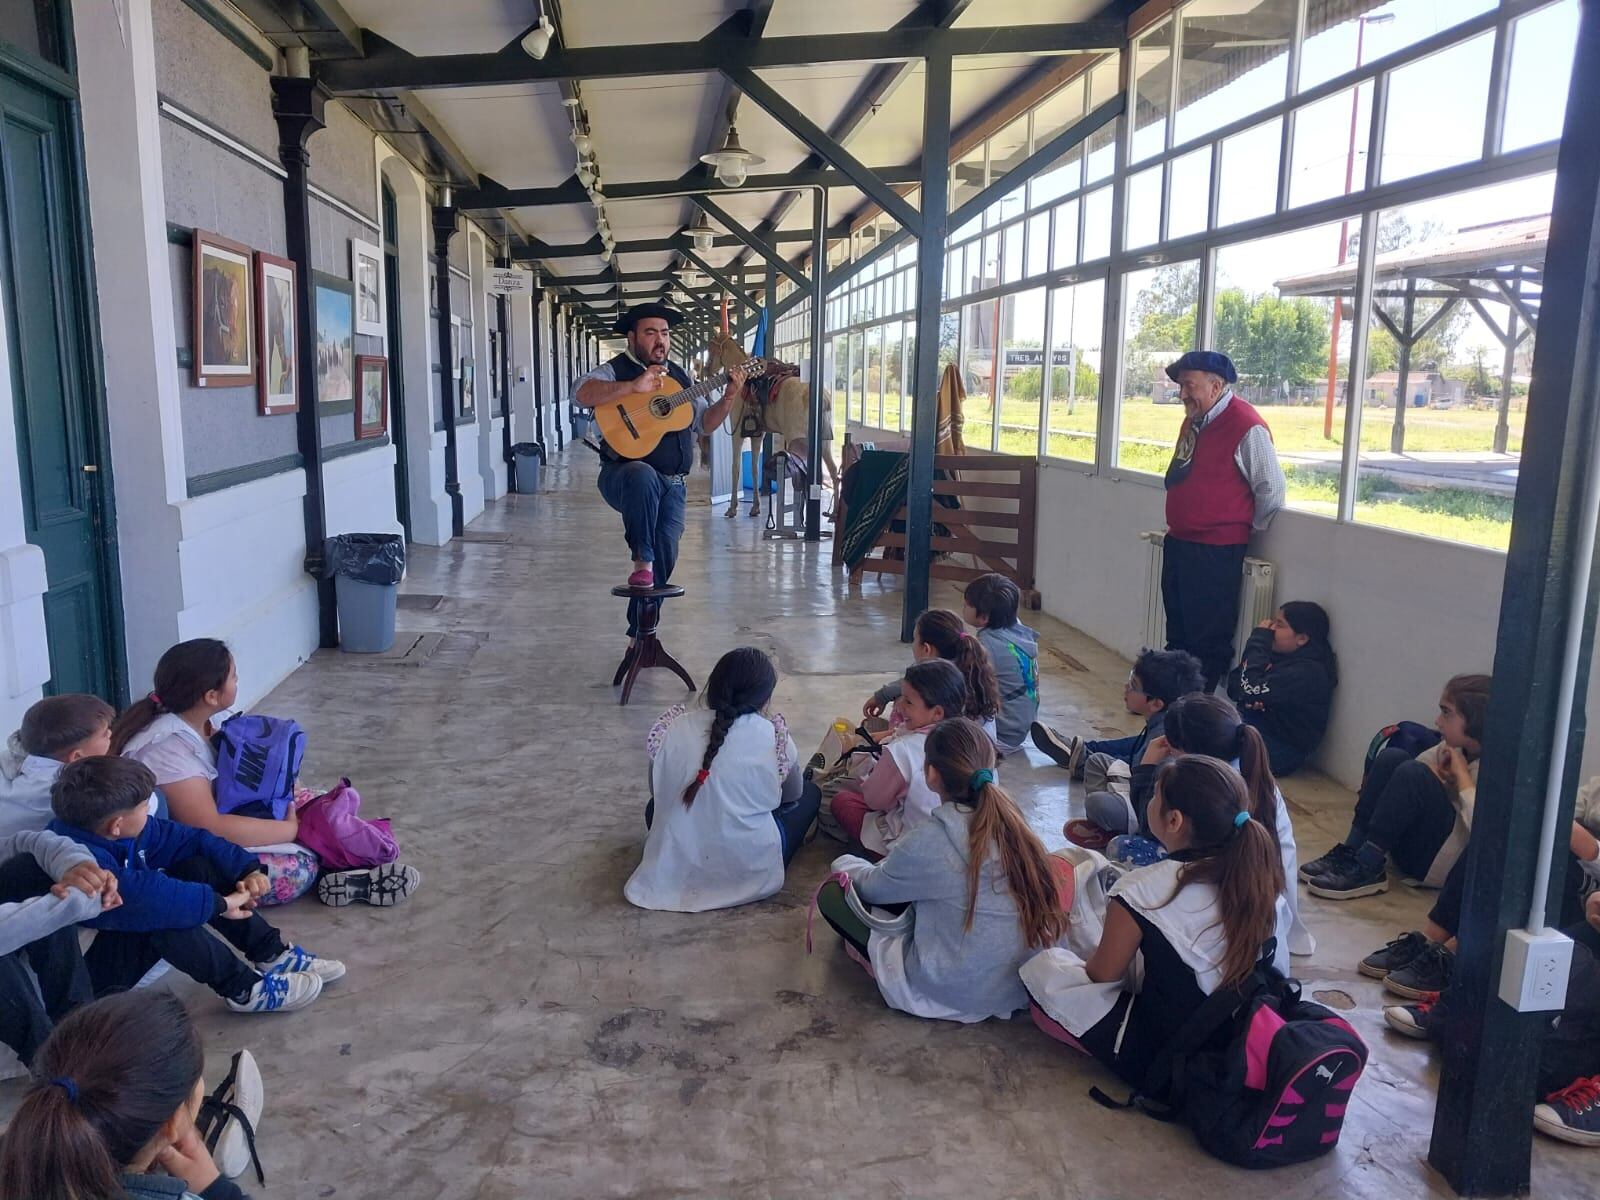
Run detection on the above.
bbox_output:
[809,484,823,500]
[1499,928,1573,1012]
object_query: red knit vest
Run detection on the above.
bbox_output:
[1164,396,1269,546]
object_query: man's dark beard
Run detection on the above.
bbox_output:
[647,345,669,363]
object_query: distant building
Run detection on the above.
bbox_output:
[1365,370,1468,409]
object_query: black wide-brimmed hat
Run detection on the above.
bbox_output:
[613,302,686,336]
[1165,350,1237,384]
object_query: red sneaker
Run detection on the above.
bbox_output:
[627,567,654,588]
[1063,819,1113,852]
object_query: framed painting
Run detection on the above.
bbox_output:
[313,271,355,409]
[253,251,297,415]
[458,357,475,419]
[192,229,255,388]
[351,237,384,338]
[355,354,388,440]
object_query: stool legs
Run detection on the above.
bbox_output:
[612,597,696,705]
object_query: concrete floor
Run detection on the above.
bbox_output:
[5,448,1587,1197]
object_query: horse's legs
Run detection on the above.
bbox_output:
[725,434,752,517]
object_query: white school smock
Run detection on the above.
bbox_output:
[120,714,218,786]
[859,729,939,856]
[625,709,797,913]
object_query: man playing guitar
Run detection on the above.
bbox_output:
[575,302,744,632]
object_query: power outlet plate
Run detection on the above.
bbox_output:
[1499,927,1573,1012]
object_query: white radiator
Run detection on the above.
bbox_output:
[1139,531,1276,659]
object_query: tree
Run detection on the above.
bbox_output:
[1212,288,1331,397]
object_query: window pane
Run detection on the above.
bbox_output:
[1503,0,1579,153]
[1033,76,1087,151]
[1300,0,1497,93]
[848,330,865,423]
[946,250,963,301]
[1131,21,1174,162]
[830,334,848,436]
[1352,175,1552,550]
[1082,186,1112,261]
[1289,86,1372,209]
[1047,278,1105,462]
[1175,0,1296,146]
[1026,212,1051,279]
[952,144,986,212]
[1126,164,1162,250]
[867,324,885,427]
[0,0,63,67]
[990,114,1033,185]
[960,299,999,449]
[1003,222,1025,285]
[1119,262,1199,472]
[998,287,1048,455]
[1053,198,1080,270]
[998,184,1026,226]
[1217,117,1281,227]
[1381,33,1494,185]
[981,232,1001,290]
[1168,147,1210,240]
[1213,222,1347,518]
[883,323,905,432]
[1031,145,1083,209]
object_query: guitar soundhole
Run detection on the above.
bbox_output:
[649,396,672,417]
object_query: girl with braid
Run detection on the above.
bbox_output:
[816,717,1069,1022]
[626,648,816,912]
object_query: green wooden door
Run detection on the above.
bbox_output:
[0,66,117,699]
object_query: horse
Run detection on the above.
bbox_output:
[706,330,840,518]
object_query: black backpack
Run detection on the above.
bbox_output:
[1094,953,1369,1169]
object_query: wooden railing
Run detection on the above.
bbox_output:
[839,452,1041,609]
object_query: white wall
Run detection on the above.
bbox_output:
[1033,461,1598,790]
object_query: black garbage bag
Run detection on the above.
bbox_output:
[324,533,405,586]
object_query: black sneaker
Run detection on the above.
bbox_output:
[1359,930,1430,979]
[1384,942,1454,999]
[1298,843,1357,883]
[1535,1076,1600,1146]
[1305,854,1388,900]
[1383,994,1441,1041]
[1030,723,1085,777]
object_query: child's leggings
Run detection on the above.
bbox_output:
[816,880,870,957]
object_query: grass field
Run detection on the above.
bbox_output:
[840,392,1519,550]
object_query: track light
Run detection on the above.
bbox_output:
[576,160,594,187]
[570,127,592,156]
[699,124,763,189]
[521,8,554,59]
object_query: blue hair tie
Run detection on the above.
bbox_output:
[969,768,995,792]
[1234,810,1250,829]
[48,1077,78,1103]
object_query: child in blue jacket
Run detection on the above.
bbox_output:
[47,756,341,1014]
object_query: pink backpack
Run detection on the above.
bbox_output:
[294,779,399,871]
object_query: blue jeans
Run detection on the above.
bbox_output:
[1243,715,1309,777]
[598,461,687,635]
[1086,731,1146,763]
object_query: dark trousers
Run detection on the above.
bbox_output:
[83,857,284,1005]
[1349,747,1457,879]
[1161,536,1247,691]
[1246,716,1310,776]
[1430,847,1589,937]
[645,785,820,868]
[1538,920,1600,1095]
[0,856,92,1065]
[598,461,687,636]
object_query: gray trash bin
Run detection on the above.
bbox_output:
[324,533,405,653]
[512,442,542,494]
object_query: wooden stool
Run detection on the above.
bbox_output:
[610,583,694,706]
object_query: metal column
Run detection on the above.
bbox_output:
[431,203,464,537]
[269,76,337,647]
[531,288,547,461]
[495,254,513,480]
[805,186,826,540]
[902,51,952,640]
[1430,4,1600,1193]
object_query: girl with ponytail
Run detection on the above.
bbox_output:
[816,717,1068,1022]
[1021,755,1288,1092]
[862,609,1002,743]
[627,647,816,912]
[0,991,251,1200]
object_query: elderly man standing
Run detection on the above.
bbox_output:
[1161,350,1286,692]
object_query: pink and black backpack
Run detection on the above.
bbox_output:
[1094,953,1368,1169]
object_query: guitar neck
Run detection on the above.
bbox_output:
[664,360,757,409]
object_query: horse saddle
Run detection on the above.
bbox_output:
[738,361,801,436]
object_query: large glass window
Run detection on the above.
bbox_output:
[847,330,865,423]
[1380,33,1494,184]
[998,287,1048,455]
[866,324,885,427]
[1503,0,1578,153]
[1168,147,1210,240]
[1131,21,1174,163]
[1217,118,1280,227]
[1119,261,1199,473]
[960,299,999,449]
[1289,85,1373,209]
[1026,211,1051,278]
[882,323,905,432]
[1175,0,1296,146]
[1083,187,1113,261]
[1126,165,1162,249]
[1052,198,1080,269]
[1299,0,1496,94]
[1046,279,1105,463]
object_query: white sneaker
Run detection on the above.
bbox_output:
[197,1049,265,1181]
[317,862,421,907]
[226,970,322,1014]
[261,944,346,984]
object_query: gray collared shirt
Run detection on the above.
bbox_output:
[1196,390,1287,532]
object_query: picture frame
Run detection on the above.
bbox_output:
[458,357,476,420]
[252,251,297,415]
[313,271,355,411]
[192,229,256,388]
[355,354,388,440]
[350,237,385,339]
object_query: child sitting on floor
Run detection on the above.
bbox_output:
[828,659,966,859]
[1300,673,1490,901]
[0,694,159,838]
[1227,601,1339,777]
[962,574,1039,754]
[626,646,816,913]
[863,608,1002,744]
[0,991,254,1199]
[815,716,1069,1022]
[47,756,339,1014]
[1021,756,1287,1094]
[113,638,418,908]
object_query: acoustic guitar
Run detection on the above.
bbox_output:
[591,355,764,459]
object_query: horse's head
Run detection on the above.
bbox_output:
[707,330,748,371]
